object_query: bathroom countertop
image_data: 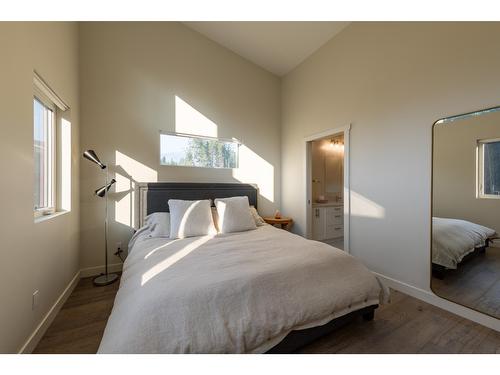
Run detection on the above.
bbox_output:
[312,202,343,207]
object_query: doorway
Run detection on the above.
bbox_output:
[305,125,350,252]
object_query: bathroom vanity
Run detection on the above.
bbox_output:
[312,202,344,241]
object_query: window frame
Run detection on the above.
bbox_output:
[33,72,70,221]
[33,89,57,217]
[159,131,241,169]
[477,137,500,199]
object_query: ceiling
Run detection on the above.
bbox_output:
[183,22,350,76]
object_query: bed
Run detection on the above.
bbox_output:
[98,183,386,354]
[432,217,496,278]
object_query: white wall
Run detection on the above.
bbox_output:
[79,22,281,270]
[0,22,80,353]
[434,111,500,234]
[281,22,500,326]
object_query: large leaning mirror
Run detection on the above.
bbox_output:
[432,106,500,319]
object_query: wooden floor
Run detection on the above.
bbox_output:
[432,246,500,319]
[34,275,119,354]
[34,275,500,354]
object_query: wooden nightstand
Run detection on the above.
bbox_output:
[263,217,293,231]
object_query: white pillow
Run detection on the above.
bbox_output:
[145,212,170,238]
[168,199,217,239]
[214,196,257,234]
[211,206,264,232]
[249,206,266,226]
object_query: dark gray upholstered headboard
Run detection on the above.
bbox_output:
[138,182,258,227]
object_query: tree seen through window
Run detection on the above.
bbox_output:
[160,133,239,169]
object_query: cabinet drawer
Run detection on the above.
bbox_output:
[332,213,343,225]
[325,207,343,226]
[325,224,343,239]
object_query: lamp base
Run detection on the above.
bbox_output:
[93,273,119,286]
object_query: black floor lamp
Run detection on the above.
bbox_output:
[83,150,119,286]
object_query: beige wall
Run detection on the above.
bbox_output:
[0,22,80,353]
[281,22,500,292]
[433,110,500,234]
[79,22,281,270]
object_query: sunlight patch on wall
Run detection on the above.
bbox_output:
[232,145,274,202]
[114,172,133,227]
[351,191,385,219]
[175,96,217,137]
[114,151,158,227]
[60,119,71,211]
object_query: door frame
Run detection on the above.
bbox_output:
[304,124,351,253]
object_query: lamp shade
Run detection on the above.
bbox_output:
[83,150,106,169]
[95,179,116,198]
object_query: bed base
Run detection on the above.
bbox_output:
[432,240,489,280]
[266,305,378,354]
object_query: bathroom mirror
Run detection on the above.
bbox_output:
[324,136,344,195]
[431,106,500,319]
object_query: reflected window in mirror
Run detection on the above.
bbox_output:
[478,138,500,198]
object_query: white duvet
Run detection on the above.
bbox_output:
[98,225,384,353]
[432,217,496,269]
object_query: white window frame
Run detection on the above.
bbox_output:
[477,138,500,199]
[33,71,69,219]
[33,92,57,217]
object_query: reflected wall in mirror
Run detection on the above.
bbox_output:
[432,106,500,319]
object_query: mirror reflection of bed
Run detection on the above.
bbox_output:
[431,107,500,319]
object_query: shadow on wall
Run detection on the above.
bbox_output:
[348,189,426,285]
[104,96,275,249]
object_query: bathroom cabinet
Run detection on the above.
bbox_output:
[312,205,343,241]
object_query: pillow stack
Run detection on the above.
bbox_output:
[143,197,265,239]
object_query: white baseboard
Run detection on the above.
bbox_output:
[374,272,500,332]
[80,262,123,278]
[18,271,81,354]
